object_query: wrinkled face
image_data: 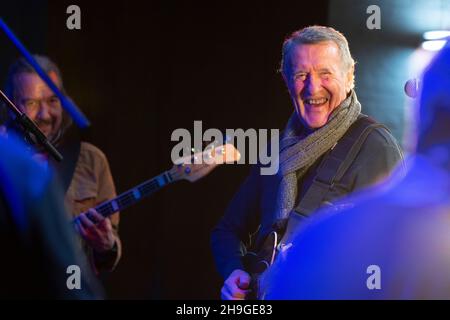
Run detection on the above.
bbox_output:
[13,71,63,139]
[284,41,353,129]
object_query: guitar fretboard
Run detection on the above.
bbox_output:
[93,171,174,218]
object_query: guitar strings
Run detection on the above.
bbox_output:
[94,178,161,216]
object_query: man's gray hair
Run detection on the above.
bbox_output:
[4,54,65,99]
[280,26,355,87]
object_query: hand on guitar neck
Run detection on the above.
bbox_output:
[221,269,252,300]
[74,208,116,253]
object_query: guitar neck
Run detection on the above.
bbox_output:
[83,143,240,219]
[94,170,174,218]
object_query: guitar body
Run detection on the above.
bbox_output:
[243,231,279,300]
[243,213,307,299]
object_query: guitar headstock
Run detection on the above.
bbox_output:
[170,143,241,182]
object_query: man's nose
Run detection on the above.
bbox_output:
[36,102,51,119]
[304,74,321,96]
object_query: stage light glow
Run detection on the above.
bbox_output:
[421,40,447,51]
[423,30,450,40]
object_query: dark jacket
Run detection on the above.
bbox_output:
[211,116,404,279]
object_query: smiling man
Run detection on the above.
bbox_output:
[285,40,354,129]
[3,55,122,276]
[263,40,450,300]
[211,26,404,300]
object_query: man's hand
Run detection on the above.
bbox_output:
[221,269,251,300]
[75,208,116,253]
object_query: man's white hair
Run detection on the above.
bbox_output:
[280,25,355,89]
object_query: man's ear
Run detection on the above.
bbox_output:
[346,65,355,92]
[48,71,60,87]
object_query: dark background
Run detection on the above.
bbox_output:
[0,0,329,299]
[1,0,445,300]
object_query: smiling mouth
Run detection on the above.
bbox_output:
[303,97,329,106]
[37,124,52,134]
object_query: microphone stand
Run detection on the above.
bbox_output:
[0,89,63,162]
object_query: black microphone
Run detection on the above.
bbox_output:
[404,78,421,98]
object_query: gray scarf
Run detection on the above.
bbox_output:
[275,90,361,219]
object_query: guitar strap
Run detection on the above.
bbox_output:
[279,115,389,246]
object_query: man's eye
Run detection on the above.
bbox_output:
[49,97,60,105]
[25,100,37,108]
[294,73,307,81]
